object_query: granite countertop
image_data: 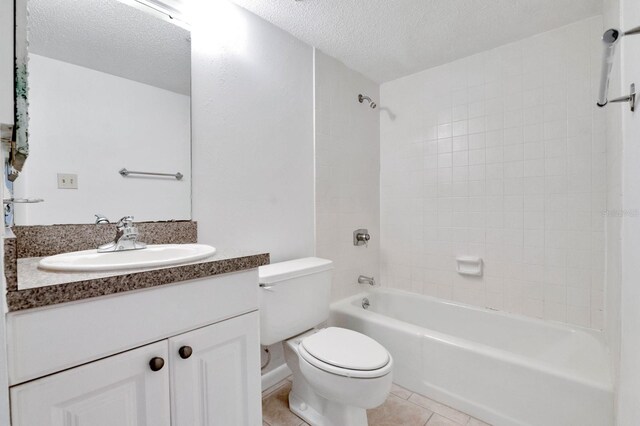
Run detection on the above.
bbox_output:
[6,249,269,312]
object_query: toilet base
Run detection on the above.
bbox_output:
[289,391,368,426]
[288,392,321,426]
[284,330,390,426]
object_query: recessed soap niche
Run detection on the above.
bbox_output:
[456,257,483,277]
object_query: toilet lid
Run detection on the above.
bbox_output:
[301,327,390,371]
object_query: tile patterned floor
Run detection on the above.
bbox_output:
[262,378,491,426]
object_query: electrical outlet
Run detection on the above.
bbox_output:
[57,173,78,189]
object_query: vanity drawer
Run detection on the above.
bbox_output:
[6,269,259,385]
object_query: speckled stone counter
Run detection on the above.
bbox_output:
[7,249,269,312]
[12,221,198,258]
[4,221,199,293]
[3,221,270,312]
[4,228,17,293]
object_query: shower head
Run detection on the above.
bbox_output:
[358,94,377,109]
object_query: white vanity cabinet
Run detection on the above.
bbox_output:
[10,340,172,426]
[10,312,260,426]
[170,312,261,425]
[6,270,263,426]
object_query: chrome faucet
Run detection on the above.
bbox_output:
[358,275,376,286]
[97,215,147,252]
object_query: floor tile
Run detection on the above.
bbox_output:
[427,413,464,425]
[262,381,490,426]
[390,383,413,400]
[261,381,306,426]
[367,394,434,426]
[262,379,289,398]
[408,393,470,425]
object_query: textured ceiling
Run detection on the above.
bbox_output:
[230,0,602,83]
[28,0,190,95]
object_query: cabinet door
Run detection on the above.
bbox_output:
[10,340,170,426]
[170,311,262,426]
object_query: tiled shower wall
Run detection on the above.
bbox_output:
[380,16,607,328]
[602,0,622,378]
[315,50,380,302]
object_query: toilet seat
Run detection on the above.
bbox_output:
[298,327,392,379]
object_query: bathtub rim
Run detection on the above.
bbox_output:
[345,287,606,338]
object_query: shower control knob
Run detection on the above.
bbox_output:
[353,229,371,246]
[178,345,193,359]
[149,357,165,372]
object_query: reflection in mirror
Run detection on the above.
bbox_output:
[13,0,191,225]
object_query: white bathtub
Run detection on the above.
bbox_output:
[329,288,613,426]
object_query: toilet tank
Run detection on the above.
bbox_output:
[258,257,333,346]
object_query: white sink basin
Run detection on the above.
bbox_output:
[38,244,217,272]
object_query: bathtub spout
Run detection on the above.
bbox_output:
[358,275,376,286]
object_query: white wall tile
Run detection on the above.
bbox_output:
[380,16,605,329]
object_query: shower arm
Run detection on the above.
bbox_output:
[358,94,377,109]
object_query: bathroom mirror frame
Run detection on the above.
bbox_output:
[12,0,30,179]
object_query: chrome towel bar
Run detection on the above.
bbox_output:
[2,198,44,204]
[119,168,183,180]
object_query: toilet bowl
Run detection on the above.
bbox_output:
[284,328,393,426]
[258,258,392,426]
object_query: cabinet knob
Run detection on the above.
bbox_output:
[149,357,165,372]
[179,345,193,359]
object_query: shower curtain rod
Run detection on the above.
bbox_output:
[597,25,640,112]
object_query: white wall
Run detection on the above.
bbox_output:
[380,17,607,329]
[14,54,191,225]
[191,1,315,263]
[617,0,640,423]
[190,2,315,387]
[315,50,380,301]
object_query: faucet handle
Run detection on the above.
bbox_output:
[97,215,146,252]
[353,229,371,247]
[116,215,135,229]
[115,216,142,244]
[95,213,110,224]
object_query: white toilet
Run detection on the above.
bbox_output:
[259,257,393,426]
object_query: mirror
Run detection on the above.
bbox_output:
[13,0,191,225]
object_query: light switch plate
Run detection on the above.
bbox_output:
[57,173,78,189]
